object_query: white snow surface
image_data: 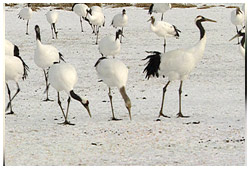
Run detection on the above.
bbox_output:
[4,4,246,166]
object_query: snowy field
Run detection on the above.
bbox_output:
[4,3,246,166]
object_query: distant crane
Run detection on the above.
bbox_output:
[98,29,123,58]
[148,16,180,53]
[72,3,89,32]
[18,3,32,35]
[149,3,171,21]
[46,9,59,39]
[231,6,244,43]
[111,9,128,43]
[95,57,131,120]
[143,16,216,118]
[48,62,91,125]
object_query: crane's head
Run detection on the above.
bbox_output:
[147,16,155,24]
[122,9,126,15]
[116,29,124,38]
[86,8,92,16]
[81,99,92,118]
[34,25,40,33]
[229,27,245,41]
[195,15,216,23]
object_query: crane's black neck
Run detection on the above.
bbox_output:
[196,20,205,40]
[36,33,41,41]
[70,90,82,102]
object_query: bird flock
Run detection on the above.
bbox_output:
[6,3,245,125]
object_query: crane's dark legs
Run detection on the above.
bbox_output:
[163,39,166,53]
[95,26,100,45]
[108,88,121,121]
[57,92,74,125]
[236,26,240,44]
[161,13,164,21]
[52,23,58,39]
[120,27,124,43]
[43,69,53,102]
[80,17,83,32]
[177,81,189,118]
[158,81,171,118]
[51,25,54,39]
[6,83,21,115]
[26,20,29,35]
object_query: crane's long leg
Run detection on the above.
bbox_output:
[236,26,240,44]
[161,13,164,21]
[120,27,124,43]
[5,83,14,115]
[108,88,121,121]
[26,20,29,35]
[43,69,53,102]
[64,96,75,125]
[6,83,20,114]
[163,39,166,53]
[52,23,58,39]
[80,17,83,32]
[51,24,54,39]
[95,26,100,45]
[177,81,189,118]
[158,81,171,118]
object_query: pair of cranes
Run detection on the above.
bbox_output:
[18,3,59,39]
[6,3,217,125]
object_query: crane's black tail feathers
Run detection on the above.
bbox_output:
[59,52,66,62]
[14,56,29,80]
[142,51,161,80]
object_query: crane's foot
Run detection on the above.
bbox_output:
[6,111,14,115]
[43,98,54,102]
[109,117,122,121]
[158,112,170,118]
[177,112,190,118]
[58,120,75,125]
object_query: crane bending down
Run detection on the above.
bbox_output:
[143,16,216,118]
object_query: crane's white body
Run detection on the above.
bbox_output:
[151,3,171,14]
[5,55,24,82]
[73,3,89,17]
[111,12,128,28]
[160,36,206,81]
[98,35,121,57]
[18,6,32,20]
[86,6,105,27]
[231,8,244,26]
[46,10,58,24]
[96,59,128,88]
[48,63,78,94]
[34,40,60,69]
[5,40,14,56]
[150,20,177,38]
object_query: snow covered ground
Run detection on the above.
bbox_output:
[4,3,246,165]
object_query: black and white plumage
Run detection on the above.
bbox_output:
[46,9,59,39]
[231,7,244,43]
[149,3,171,21]
[72,3,89,32]
[98,29,123,58]
[148,16,181,53]
[5,39,19,56]
[95,57,131,121]
[86,6,105,44]
[18,3,32,35]
[34,25,65,101]
[143,16,216,118]
[111,9,128,43]
[48,62,91,125]
[230,27,245,58]
[5,53,29,115]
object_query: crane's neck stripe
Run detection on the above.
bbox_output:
[196,21,205,40]
[94,57,107,67]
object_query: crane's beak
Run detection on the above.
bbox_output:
[229,33,240,41]
[82,103,91,118]
[205,18,216,23]
[127,107,132,120]
[147,18,152,22]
